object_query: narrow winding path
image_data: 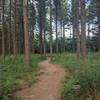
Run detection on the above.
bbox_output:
[14,58,65,100]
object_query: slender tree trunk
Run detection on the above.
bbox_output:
[63,22,65,52]
[87,23,90,51]
[39,1,44,55]
[60,21,63,53]
[50,0,53,55]
[43,1,46,56]
[8,0,12,55]
[13,0,17,57]
[72,26,76,52]
[39,25,43,54]
[23,0,31,65]
[96,0,100,50]
[55,3,58,53]
[2,0,5,58]
[32,29,35,54]
[72,0,76,52]
[76,0,81,58]
[43,29,46,56]
[80,0,87,60]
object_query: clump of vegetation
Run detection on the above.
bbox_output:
[53,53,100,100]
[0,55,45,100]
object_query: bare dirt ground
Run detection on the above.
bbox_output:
[14,58,65,100]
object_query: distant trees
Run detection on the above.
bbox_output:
[72,0,81,58]
[0,0,100,63]
[29,0,36,54]
[71,0,87,60]
[37,0,46,55]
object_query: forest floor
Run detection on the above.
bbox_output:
[14,58,66,100]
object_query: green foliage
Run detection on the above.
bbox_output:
[52,53,82,70]
[52,53,100,100]
[0,55,45,100]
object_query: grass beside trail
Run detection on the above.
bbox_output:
[0,55,45,100]
[52,53,100,100]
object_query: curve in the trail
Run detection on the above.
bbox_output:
[14,58,65,100]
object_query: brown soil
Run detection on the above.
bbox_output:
[14,58,65,100]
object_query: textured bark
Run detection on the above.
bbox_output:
[62,23,65,52]
[87,23,90,51]
[50,0,53,55]
[23,0,31,65]
[2,0,5,57]
[80,0,87,60]
[43,2,46,56]
[8,0,12,55]
[72,0,81,58]
[60,21,63,53]
[72,0,76,52]
[76,0,81,58]
[38,1,44,55]
[55,2,58,53]
[96,0,100,50]
[13,0,17,56]
[43,29,46,56]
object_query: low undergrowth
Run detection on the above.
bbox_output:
[52,53,100,100]
[0,55,45,100]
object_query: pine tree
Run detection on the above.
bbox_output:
[23,0,31,65]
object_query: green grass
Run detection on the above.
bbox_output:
[0,55,45,100]
[52,53,100,100]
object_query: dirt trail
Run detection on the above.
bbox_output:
[14,58,65,100]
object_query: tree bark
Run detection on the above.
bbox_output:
[13,0,17,57]
[80,0,87,60]
[8,0,12,55]
[50,0,53,55]
[96,0,100,50]
[23,0,31,65]
[72,0,76,53]
[76,0,81,58]
[55,2,58,53]
[2,0,5,58]
[63,22,65,52]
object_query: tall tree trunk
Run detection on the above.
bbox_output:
[43,1,46,56]
[60,21,63,53]
[38,1,44,55]
[96,0,100,50]
[8,0,12,55]
[13,0,17,57]
[39,24,43,54]
[50,0,53,55]
[43,29,46,56]
[30,28,35,54]
[80,0,87,60]
[72,0,76,52]
[55,2,58,53]
[76,0,81,58]
[72,0,81,58]
[87,23,90,51]
[23,0,31,65]
[2,0,5,58]
[62,22,65,52]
